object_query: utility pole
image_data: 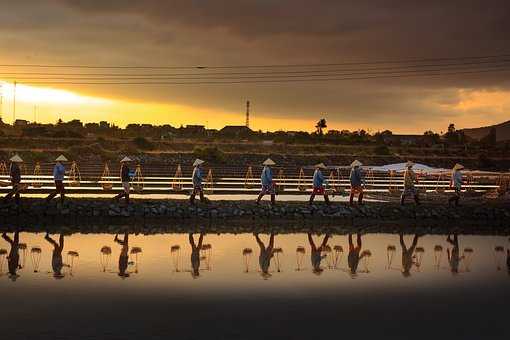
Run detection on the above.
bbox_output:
[245,100,250,128]
[0,83,3,123]
[33,105,37,123]
[13,81,17,124]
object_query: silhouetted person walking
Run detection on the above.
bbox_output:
[308,232,330,274]
[45,155,67,204]
[401,161,420,205]
[113,157,132,205]
[114,233,130,278]
[309,163,330,205]
[400,233,420,277]
[446,234,464,274]
[189,233,204,278]
[255,233,275,278]
[348,233,368,276]
[190,159,206,204]
[256,158,276,206]
[45,233,67,279]
[3,155,23,206]
[448,163,464,207]
[349,160,364,205]
[506,249,509,275]
[2,231,21,281]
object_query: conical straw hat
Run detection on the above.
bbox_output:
[314,163,327,169]
[55,155,68,162]
[350,160,362,167]
[9,154,23,163]
[193,159,205,167]
[453,163,464,171]
[262,158,276,166]
[120,156,132,162]
[406,161,415,167]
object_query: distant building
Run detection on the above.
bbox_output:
[219,125,253,137]
[185,125,206,133]
[14,119,29,127]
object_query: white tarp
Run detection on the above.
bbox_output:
[368,162,447,173]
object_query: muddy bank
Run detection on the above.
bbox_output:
[0,198,509,233]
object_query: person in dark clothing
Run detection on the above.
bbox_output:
[190,159,207,205]
[400,233,420,277]
[114,233,130,278]
[113,157,132,205]
[349,160,364,206]
[3,154,23,205]
[189,233,205,278]
[44,233,68,279]
[45,155,67,204]
[2,231,21,281]
[308,232,330,275]
[446,234,464,274]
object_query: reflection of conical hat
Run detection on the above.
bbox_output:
[120,156,132,162]
[350,160,362,167]
[453,163,464,171]
[55,155,68,162]
[262,158,276,166]
[314,163,327,169]
[193,159,205,167]
[406,161,415,167]
[9,154,23,163]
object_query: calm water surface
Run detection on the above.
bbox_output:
[1,231,508,340]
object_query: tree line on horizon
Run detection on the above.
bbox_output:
[0,116,501,150]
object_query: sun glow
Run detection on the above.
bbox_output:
[0,81,108,105]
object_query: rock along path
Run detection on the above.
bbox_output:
[0,198,509,234]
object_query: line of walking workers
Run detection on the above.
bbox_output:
[1,154,466,207]
[2,231,507,281]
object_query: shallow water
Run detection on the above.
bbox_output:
[1,231,508,339]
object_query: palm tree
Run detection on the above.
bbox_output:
[315,118,327,136]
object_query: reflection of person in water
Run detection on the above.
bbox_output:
[507,249,510,275]
[114,233,130,278]
[348,233,368,276]
[255,233,275,278]
[308,233,330,275]
[400,233,420,277]
[2,231,21,281]
[45,233,68,279]
[189,233,204,278]
[446,234,464,274]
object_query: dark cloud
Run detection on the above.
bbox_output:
[0,0,509,131]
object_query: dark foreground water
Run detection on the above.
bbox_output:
[0,231,509,340]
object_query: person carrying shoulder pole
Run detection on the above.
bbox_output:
[349,160,364,206]
[448,163,464,207]
[3,154,23,206]
[309,163,330,205]
[401,161,420,206]
[113,157,132,205]
[190,158,206,204]
[46,155,67,204]
[256,158,276,206]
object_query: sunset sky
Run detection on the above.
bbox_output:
[0,0,509,133]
